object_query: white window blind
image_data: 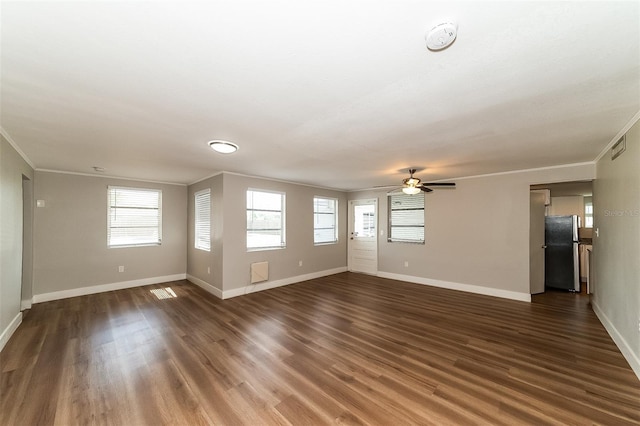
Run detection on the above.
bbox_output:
[108,186,162,247]
[314,197,338,244]
[247,190,285,250]
[194,188,211,251]
[388,192,424,243]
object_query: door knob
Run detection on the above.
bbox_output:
[542,245,547,249]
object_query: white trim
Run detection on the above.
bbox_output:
[32,273,187,303]
[451,161,596,181]
[594,110,640,163]
[186,274,223,299]
[222,267,348,299]
[36,169,186,186]
[377,271,532,302]
[0,312,23,352]
[189,171,224,185]
[0,127,35,169]
[350,162,596,191]
[192,170,343,192]
[592,300,640,381]
[20,299,32,311]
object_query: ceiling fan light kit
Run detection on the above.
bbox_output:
[395,168,456,195]
[402,186,422,195]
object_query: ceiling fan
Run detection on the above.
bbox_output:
[389,169,456,195]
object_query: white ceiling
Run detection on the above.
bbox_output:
[2,1,639,190]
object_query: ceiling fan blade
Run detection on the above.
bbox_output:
[421,182,456,187]
[419,186,433,193]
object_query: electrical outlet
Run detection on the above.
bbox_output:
[299,260,303,267]
[207,267,210,274]
[118,265,124,272]
[404,261,409,267]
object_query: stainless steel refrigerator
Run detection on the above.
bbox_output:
[544,215,580,292]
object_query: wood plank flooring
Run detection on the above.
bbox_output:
[2,272,639,425]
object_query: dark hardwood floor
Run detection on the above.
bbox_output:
[2,272,639,425]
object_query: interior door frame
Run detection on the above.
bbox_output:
[348,198,378,274]
[529,191,546,294]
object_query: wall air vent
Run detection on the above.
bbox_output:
[611,135,626,160]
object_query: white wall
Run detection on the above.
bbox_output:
[350,163,595,301]
[32,171,188,301]
[187,172,348,298]
[187,173,224,297]
[593,117,640,378]
[0,135,34,351]
[549,195,585,225]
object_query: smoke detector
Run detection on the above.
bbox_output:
[426,22,457,51]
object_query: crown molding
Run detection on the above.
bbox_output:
[593,109,640,163]
[0,127,35,169]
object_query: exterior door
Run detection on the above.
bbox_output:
[529,191,546,294]
[348,199,378,275]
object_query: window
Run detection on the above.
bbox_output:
[388,192,424,243]
[194,188,211,251]
[584,197,593,228]
[108,186,162,248]
[247,189,285,250]
[354,204,376,237]
[314,197,338,244]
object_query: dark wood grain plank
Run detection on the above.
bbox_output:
[1,273,639,425]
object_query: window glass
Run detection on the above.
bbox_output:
[314,197,338,244]
[584,198,593,228]
[247,190,285,250]
[388,192,424,243]
[108,186,162,247]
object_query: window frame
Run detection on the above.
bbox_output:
[194,188,211,252]
[584,198,594,229]
[387,192,425,244]
[107,186,162,248]
[246,189,286,251]
[313,196,338,245]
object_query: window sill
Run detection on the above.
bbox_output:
[247,246,286,252]
[108,243,162,249]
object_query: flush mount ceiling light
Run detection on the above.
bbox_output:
[208,140,239,154]
[426,22,457,51]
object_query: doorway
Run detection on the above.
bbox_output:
[348,199,378,275]
[529,181,593,295]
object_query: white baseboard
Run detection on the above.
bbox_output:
[592,301,640,381]
[32,273,187,303]
[21,299,32,311]
[377,271,532,303]
[186,274,223,299]
[0,312,23,352]
[223,267,348,299]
